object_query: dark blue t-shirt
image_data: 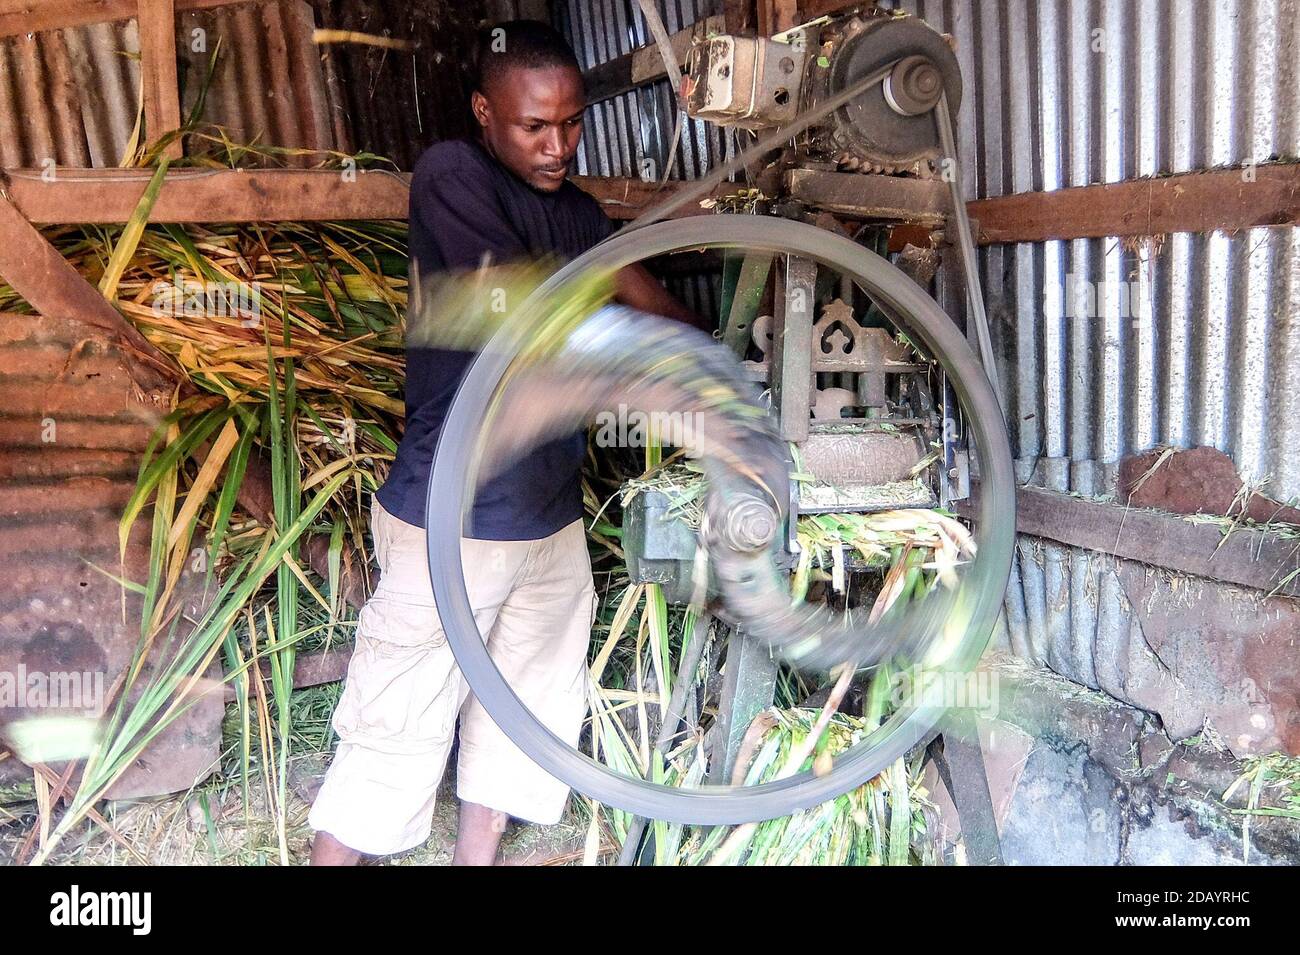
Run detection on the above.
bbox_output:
[375,138,615,539]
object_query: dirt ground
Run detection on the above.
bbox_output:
[0,750,602,866]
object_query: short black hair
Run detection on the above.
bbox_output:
[473,19,582,95]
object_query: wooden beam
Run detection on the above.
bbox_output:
[0,0,256,39]
[138,0,182,160]
[583,15,724,104]
[797,0,878,22]
[0,193,177,389]
[723,0,752,33]
[2,167,412,222]
[757,0,798,36]
[7,162,1295,245]
[570,174,738,220]
[786,167,951,224]
[969,163,1300,244]
[957,483,1300,598]
[5,168,722,224]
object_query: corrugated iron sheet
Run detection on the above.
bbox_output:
[0,2,337,168]
[555,0,731,318]
[557,0,732,180]
[559,0,1298,684]
[877,0,1300,682]
[0,19,140,168]
[885,0,1300,503]
[178,0,339,163]
[308,0,482,170]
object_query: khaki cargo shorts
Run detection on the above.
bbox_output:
[308,500,595,855]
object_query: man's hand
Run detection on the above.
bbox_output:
[615,263,712,333]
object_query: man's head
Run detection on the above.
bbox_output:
[471,20,586,193]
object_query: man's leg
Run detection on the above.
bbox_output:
[310,831,363,866]
[308,504,526,863]
[451,802,509,865]
[454,519,596,843]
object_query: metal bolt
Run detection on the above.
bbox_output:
[724,498,779,552]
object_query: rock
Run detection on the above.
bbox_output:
[1115,565,1299,758]
[927,656,1300,864]
[1123,799,1248,866]
[1118,446,1300,524]
[997,739,1126,865]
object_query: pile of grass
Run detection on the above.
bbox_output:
[2,152,408,860]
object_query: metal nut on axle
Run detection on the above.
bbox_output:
[720,497,780,552]
[883,55,944,116]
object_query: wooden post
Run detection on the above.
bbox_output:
[756,0,798,36]
[138,0,183,160]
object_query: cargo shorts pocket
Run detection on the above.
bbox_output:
[355,593,446,649]
[332,595,460,752]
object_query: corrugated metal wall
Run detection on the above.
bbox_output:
[559,0,1298,502]
[309,0,483,169]
[556,0,732,180]
[886,0,1300,505]
[876,0,1300,679]
[555,0,732,316]
[561,0,1299,685]
[0,19,141,167]
[0,2,337,168]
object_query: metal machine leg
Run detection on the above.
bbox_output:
[924,708,1003,865]
[707,625,780,784]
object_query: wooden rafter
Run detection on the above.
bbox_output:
[0,0,257,39]
[0,193,178,390]
[1,163,1296,243]
[583,16,724,104]
[138,0,181,160]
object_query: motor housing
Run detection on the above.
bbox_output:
[684,12,963,174]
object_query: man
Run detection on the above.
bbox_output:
[308,19,698,865]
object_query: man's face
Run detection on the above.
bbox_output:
[472,65,586,192]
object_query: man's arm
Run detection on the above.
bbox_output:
[614,263,712,333]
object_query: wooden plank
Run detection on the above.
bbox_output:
[970,163,1300,244]
[787,167,951,223]
[797,0,878,22]
[584,161,1298,241]
[957,483,1300,598]
[3,167,412,222]
[723,0,751,33]
[757,0,798,36]
[138,0,181,160]
[7,168,710,224]
[583,16,723,104]
[0,0,256,38]
[570,174,736,220]
[0,194,178,389]
[9,161,1295,247]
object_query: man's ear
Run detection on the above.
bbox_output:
[470,90,489,128]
